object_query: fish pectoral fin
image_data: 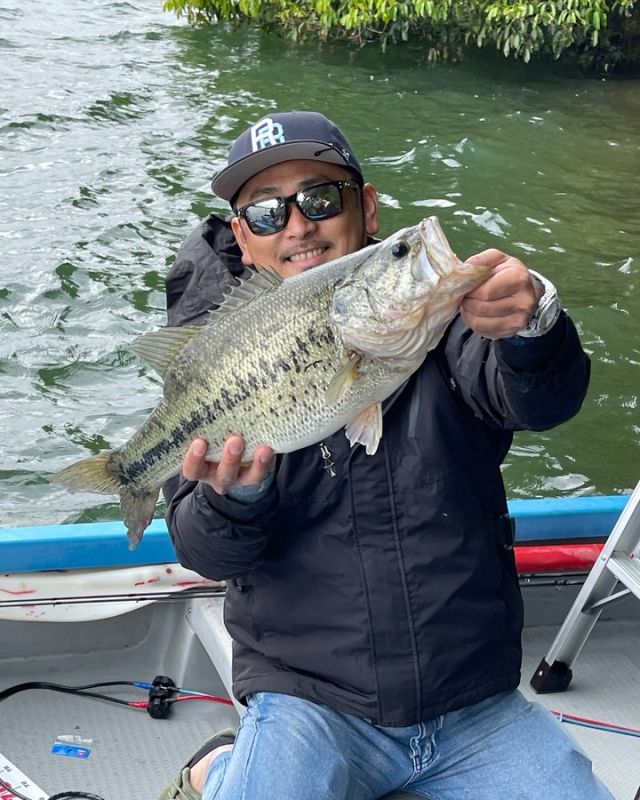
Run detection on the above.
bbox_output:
[325,355,361,406]
[132,326,202,377]
[345,402,383,455]
[120,487,159,550]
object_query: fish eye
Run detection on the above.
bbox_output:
[333,296,349,316]
[391,241,409,259]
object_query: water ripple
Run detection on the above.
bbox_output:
[0,0,638,528]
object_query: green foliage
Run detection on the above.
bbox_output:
[163,0,640,72]
[476,0,638,69]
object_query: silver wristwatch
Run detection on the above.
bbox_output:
[514,270,562,338]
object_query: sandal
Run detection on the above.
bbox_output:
[156,729,236,800]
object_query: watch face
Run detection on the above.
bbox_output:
[536,295,561,334]
[538,301,554,329]
[517,281,560,337]
[538,292,560,331]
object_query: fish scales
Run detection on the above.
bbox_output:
[53,217,492,547]
[111,285,365,488]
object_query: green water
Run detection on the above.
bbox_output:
[0,0,638,530]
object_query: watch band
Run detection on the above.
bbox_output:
[513,269,562,339]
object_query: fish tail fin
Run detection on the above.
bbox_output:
[53,452,121,494]
[121,487,159,550]
[54,453,158,549]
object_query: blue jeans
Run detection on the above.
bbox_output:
[203,689,613,799]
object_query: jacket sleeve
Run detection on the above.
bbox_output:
[165,213,248,326]
[164,474,279,581]
[162,214,278,580]
[441,311,590,431]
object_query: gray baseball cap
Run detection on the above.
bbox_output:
[211,111,364,203]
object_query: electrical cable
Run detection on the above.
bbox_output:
[0,777,106,800]
[0,681,137,707]
[5,680,638,733]
[0,678,234,710]
[131,680,234,707]
[2,681,639,800]
[0,775,32,800]
[553,709,640,738]
[0,677,233,799]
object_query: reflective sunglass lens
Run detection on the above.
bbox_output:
[245,199,287,234]
[299,184,342,219]
[239,181,355,235]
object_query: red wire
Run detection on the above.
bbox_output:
[553,710,640,734]
[175,694,235,706]
[127,694,234,709]
[121,699,640,736]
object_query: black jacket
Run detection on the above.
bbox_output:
[164,214,590,726]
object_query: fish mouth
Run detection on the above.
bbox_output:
[410,220,438,283]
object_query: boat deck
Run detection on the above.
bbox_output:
[520,586,640,799]
[1,584,639,800]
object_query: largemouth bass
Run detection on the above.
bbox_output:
[54,216,491,548]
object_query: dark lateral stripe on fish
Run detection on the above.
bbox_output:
[258,357,278,382]
[122,406,217,482]
[122,325,338,484]
[294,335,311,357]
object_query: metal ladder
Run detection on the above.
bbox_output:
[530,478,640,693]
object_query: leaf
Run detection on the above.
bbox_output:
[163,0,636,73]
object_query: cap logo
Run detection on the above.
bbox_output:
[250,117,285,151]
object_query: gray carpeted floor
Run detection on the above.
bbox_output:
[1,586,638,800]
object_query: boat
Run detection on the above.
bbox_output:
[1,493,639,800]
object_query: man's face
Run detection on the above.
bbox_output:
[231,159,379,279]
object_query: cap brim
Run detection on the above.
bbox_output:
[211,141,356,202]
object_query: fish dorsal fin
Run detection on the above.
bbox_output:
[132,271,283,377]
[210,269,284,318]
[345,402,383,455]
[132,326,202,377]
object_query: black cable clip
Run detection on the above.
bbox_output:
[147,675,177,719]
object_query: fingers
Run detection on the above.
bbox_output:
[182,438,212,482]
[214,437,274,494]
[241,445,276,487]
[464,248,510,270]
[211,435,246,493]
[461,253,539,339]
[182,436,275,496]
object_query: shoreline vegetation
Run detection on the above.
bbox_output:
[163,0,639,75]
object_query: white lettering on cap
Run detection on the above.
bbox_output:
[250,117,285,151]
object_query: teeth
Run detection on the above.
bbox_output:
[289,248,325,263]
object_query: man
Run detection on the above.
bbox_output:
[159,112,611,800]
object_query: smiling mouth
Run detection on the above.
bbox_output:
[286,247,329,263]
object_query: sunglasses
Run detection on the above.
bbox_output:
[235,180,360,236]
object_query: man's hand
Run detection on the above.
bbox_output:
[183,436,276,496]
[460,249,543,340]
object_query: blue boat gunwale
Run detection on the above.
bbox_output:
[0,495,630,573]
